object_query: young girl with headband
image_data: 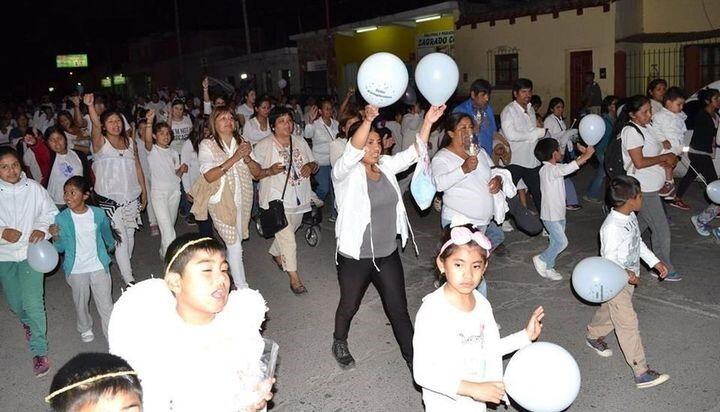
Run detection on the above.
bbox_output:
[413,216,545,411]
[108,233,273,411]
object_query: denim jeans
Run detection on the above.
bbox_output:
[586,154,606,200]
[315,165,333,201]
[540,219,568,269]
[440,218,503,298]
[565,178,579,205]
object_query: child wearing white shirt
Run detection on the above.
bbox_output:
[143,110,188,258]
[651,86,687,199]
[414,219,544,412]
[533,138,594,280]
[585,175,670,389]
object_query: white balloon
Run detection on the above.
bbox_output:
[571,256,627,303]
[414,53,459,106]
[27,240,59,273]
[707,180,720,204]
[356,52,408,108]
[578,114,606,146]
[277,79,288,89]
[504,342,581,412]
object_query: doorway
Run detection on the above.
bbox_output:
[570,50,593,119]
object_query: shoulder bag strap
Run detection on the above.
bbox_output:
[279,137,293,200]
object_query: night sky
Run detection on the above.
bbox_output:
[4,0,445,97]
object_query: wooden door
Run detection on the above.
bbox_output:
[570,51,593,119]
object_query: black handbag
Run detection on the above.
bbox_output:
[257,137,293,238]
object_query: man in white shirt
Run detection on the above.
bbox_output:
[500,78,547,214]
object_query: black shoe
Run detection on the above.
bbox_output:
[332,339,355,368]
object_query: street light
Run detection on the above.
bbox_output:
[415,15,441,23]
[48,87,55,92]
[356,26,377,33]
[240,73,248,80]
[77,82,82,86]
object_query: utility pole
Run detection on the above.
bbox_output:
[325,0,332,95]
[242,0,251,55]
[174,0,184,89]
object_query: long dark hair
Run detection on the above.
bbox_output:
[438,112,474,150]
[99,110,129,147]
[544,97,564,120]
[190,115,211,153]
[614,95,650,137]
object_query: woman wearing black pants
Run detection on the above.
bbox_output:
[673,88,720,210]
[331,103,445,369]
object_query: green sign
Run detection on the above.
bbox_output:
[101,78,112,88]
[56,54,88,68]
[113,74,126,85]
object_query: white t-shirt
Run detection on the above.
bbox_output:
[48,151,84,204]
[539,160,580,221]
[147,145,181,192]
[170,115,193,154]
[70,208,104,274]
[180,139,201,191]
[413,287,531,412]
[621,123,665,192]
[236,103,254,123]
[242,117,272,145]
[431,148,495,226]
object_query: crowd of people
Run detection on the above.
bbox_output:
[0,72,718,411]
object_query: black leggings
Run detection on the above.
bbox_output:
[677,153,718,198]
[506,164,543,213]
[333,250,414,363]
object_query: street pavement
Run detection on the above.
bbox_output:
[2,168,720,411]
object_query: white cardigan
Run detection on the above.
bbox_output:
[0,173,58,262]
[332,139,420,260]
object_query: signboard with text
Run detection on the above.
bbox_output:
[416,31,455,59]
[56,54,88,68]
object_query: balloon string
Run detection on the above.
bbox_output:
[680,155,709,187]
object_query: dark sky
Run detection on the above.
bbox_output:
[4,0,444,97]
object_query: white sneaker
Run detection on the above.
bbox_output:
[532,255,547,277]
[80,330,95,343]
[544,268,564,280]
[310,192,325,208]
[501,220,514,232]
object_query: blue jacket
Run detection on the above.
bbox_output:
[53,206,115,275]
[452,98,498,156]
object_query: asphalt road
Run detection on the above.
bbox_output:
[2,168,720,411]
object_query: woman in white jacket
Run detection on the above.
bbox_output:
[0,147,58,377]
[330,104,445,370]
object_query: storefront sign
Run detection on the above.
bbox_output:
[416,31,455,59]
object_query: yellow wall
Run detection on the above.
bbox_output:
[642,0,720,33]
[615,0,643,40]
[334,16,455,90]
[454,4,616,111]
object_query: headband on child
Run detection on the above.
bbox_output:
[439,215,493,257]
[45,370,138,403]
[165,237,214,276]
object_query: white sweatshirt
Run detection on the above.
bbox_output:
[414,287,531,412]
[0,173,58,261]
[109,279,267,412]
[652,107,687,156]
[600,209,660,276]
